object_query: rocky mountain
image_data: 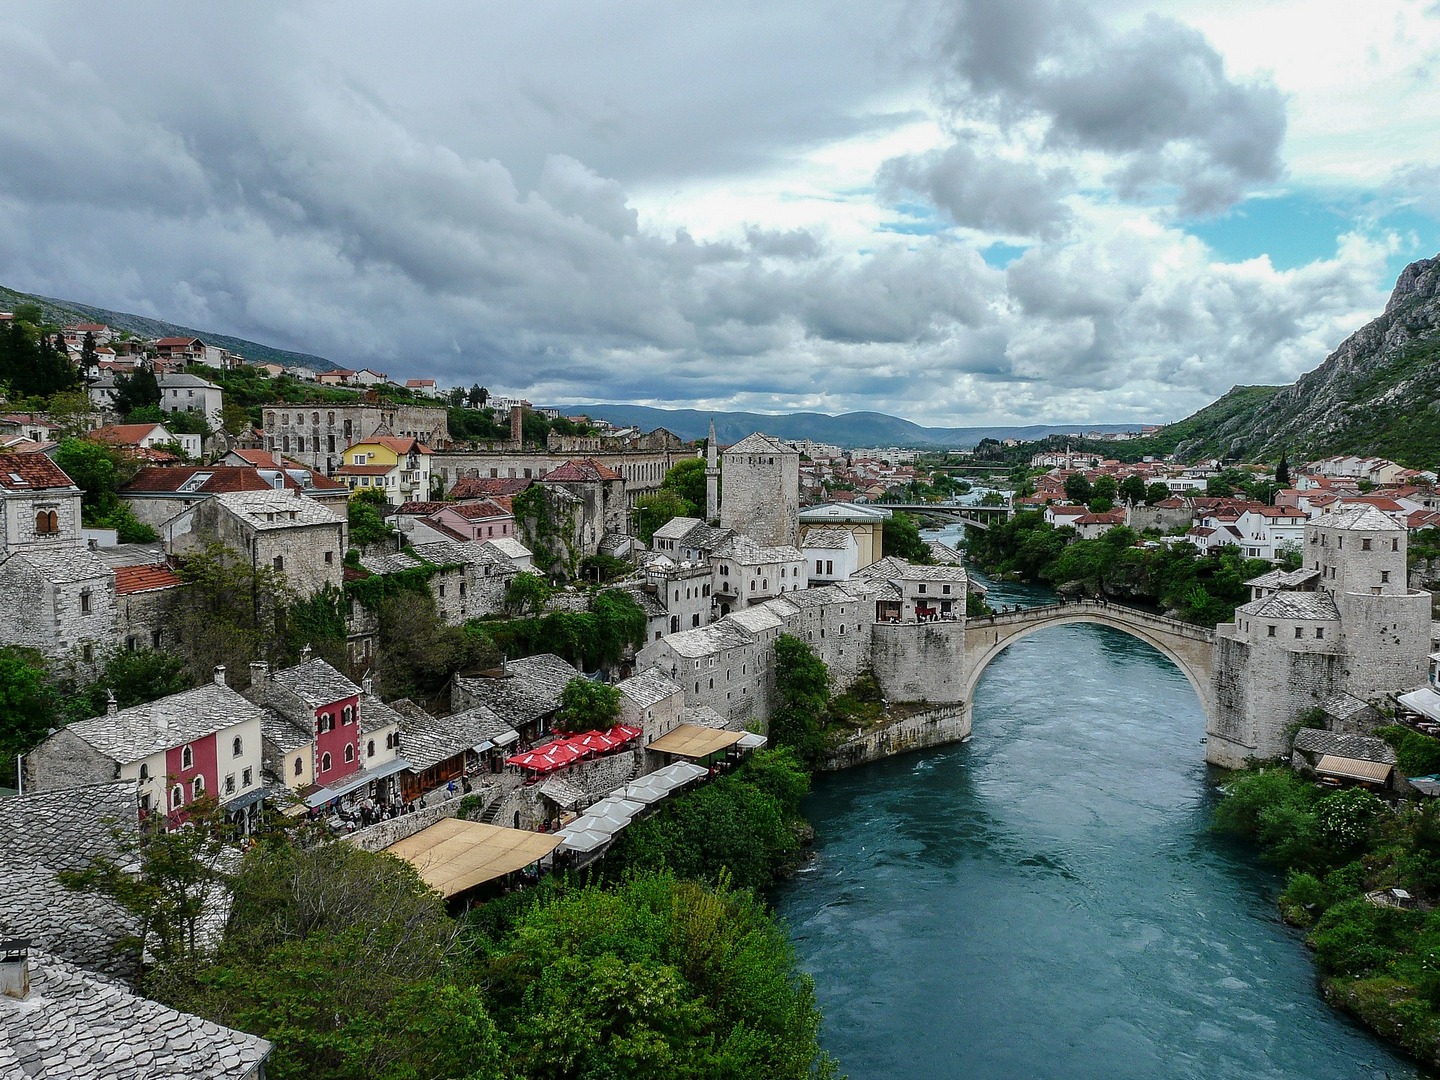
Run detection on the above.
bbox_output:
[1158,255,1440,467]
[548,403,1140,449]
[0,284,337,372]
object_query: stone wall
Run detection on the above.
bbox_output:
[720,447,799,547]
[870,621,966,704]
[0,554,115,680]
[116,585,180,651]
[25,729,118,791]
[818,705,970,771]
[566,749,640,800]
[1208,631,1343,767]
[264,404,450,474]
[1336,588,1432,699]
[344,793,466,852]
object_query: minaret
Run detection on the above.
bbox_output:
[705,417,719,523]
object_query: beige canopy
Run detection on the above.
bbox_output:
[1315,754,1393,785]
[645,723,745,759]
[384,818,559,897]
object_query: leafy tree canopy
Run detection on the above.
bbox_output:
[554,677,622,732]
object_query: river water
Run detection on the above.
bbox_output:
[773,531,1420,1080]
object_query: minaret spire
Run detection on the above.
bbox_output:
[705,417,719,523]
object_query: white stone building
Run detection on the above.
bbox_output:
[711,534,807,614]
[802,527,860,585]
[720,432,800,547]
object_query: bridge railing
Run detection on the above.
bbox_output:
[976,598,1215,639]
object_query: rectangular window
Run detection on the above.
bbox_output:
[224,774,236,794]
[324,551,333,564]
[1362,538,1372,551]
[1267,625,1276,637]
[1315,628,1324,639]
[1295,626,1303,639]
[1381,570,1390,583]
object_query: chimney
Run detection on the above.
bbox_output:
[105,690,117,717]
[362,675,373,695]
[249,661,269,696]
[301,644,312,663]
[0,938,30,1000]
[213,664,226,686]
[510,405,523,444]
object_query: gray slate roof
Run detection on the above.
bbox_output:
[800,528,853,551]
[618,669,682,709]
[1245,566,1322,590]
[453,654,580,726]
[268,659,361,710]
[6,546,114,584]
[395,702,515,771]
[214,490,341,529]
[713,534,804,565]
[0,780,138,872]
[1292,728,1396,763]
[724,432,796,456]
[0,946,271,1079]
[65,684,265,766]
[0,855,138,980]
[1316,505,1401,532]
[1238,590,1341,621]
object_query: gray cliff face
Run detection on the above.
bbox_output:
[1174,253,1440,464]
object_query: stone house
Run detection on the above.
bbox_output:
[617,668,686,747]
[797,502,889,570]
[218,448,351,513]
[167,490,346,598]
[263,403,450,475]
[112,560,184,652]
[156,372,225,428]
[802,527,859,585]
[634,555,714,639]
[652,516,735,564]
[1210,505,1433,767]
[720,432,800,547]
[24,671,267,830]
[452,653,581,744]
[711,534,807,614]
[248,657,364,794]
[410,538,518,623]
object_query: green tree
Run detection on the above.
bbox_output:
[1063,472,1093,505]
[771,634,830,764]
[554,677,622,732]
[634,488,696,545]
[374,590,484,699]
[172,542,295,682]
[65,648,192,723]
[1119,475,1147,505]
[347,490,394,548]
[51,437,157,542]
[112,365,162,415]
[80,330,98,370]
[591,588,647,666]
[881,511,930,562]
[504,571,552,615]
[1145,482,1171,505]
[0,646,58,786]
[1275,452,1291,487]
[660,457,708,511]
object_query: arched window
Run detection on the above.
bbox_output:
[312,411,320,425]
[320,752,332,773]
[171,784,184,809]
[367,739,375,758]
[191,776,205,799]
[35,510,58,535]
[181,745,193,770]
[344,744,355,763]
[139,763,149,780]
[232,736,243,757]
[293,757,303,777]
[343,705,354,725]
[318,713,333,734]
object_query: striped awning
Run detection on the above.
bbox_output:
[1315,755,1393,784]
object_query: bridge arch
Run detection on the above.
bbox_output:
[962,604,1215,720]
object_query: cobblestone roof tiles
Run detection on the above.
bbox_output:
[213,490,342,528]
[658,622,756,659]
[541,458,624,483]
[360,694,405,734]
[261,711,312,755]
[680,705,734,730]
[1317,505,1402,532]
[652,516,704,540]
[1244,567,1323,590]
[0,946,271,1079]
[1292,728,1396,763]
[454,654,579,726]
[1239,591,1341,621]
[0,780,138,872]
[800,528,853,550]
[724,432,796,456]
[357,551,425,576]
[714,535,805,564]
[723,606,785,634]
[537,776,586,809]
[8,546,114,584]
[618,668,683,708]
[113,564,182,595]
[0,855,138,979]
[66,684,266,766]
[268,659,361,710]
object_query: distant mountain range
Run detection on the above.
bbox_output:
[1115,253,1440,468]
[548,403,1141,449]
[0,284,337,373]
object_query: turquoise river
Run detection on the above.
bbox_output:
[773,540,1424,1079]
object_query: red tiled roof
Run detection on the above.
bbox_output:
[92,423,165,445]
[541,458,623,483]
[394,501,449,516]
[155,336,202,347]
[0,451,76,490]
[114,564,182,595]
[447,499,512,520]
[335,464,394,476]
[123,466,294,494]
[448,476,531,499]
[227,448,277,467]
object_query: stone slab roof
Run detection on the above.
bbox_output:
[361,693,405,734]
[618,668,682,709]
[268,659,361,710]
[724,432,796,456]
[714,535,804,564]
[66,684,266,766]
[0,855,138,980]
[656,621,755,659]
[1245,567,1322,590]
[6,546,114,584]
[411,538,507,570]
[653,516,704,541]
[478,537,532,563]
[801,528,854,550]
[454,654,579,726]
[1292,728,1396,763]
[397,703,515,771]
[213,490,341,529]
[358,551,425,576]
[0,780,138,873]
[1238,591,1341,622]
[0,946,271,1079]
[680,705,737,730]
[725,605,785,635]
[798,503,891,523]
[261,711,312,755]
[1316,505,1402,532]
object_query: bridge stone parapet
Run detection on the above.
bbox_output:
[961,600,1218,754]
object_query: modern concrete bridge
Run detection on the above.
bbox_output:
[881,503,1015,531]
[962,599,1216,720]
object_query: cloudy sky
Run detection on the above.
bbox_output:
[2,1,1437,426]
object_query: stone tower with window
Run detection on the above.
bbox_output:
[719,433,799,548]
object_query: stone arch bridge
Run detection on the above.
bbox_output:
[961,599,1216,721]
[881,504,1014,531]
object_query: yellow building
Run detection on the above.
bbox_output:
[335,436,433,502]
